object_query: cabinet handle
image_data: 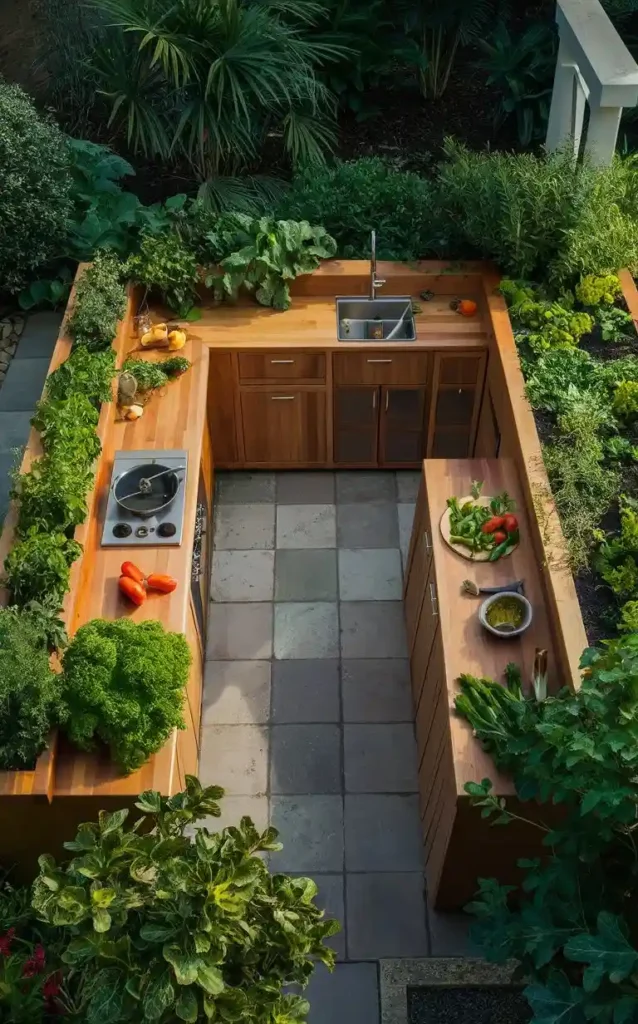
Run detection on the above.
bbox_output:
[424,531,432,555]
[367,358,392,364]
[372,391,377,409]
[271,395,295,401]
[271,359,294,364]
[429,582,438,617]
[385,391,389,412]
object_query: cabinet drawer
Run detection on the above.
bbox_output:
[238,352,325,382]
[334,352,428,385]
[437,354,484,386]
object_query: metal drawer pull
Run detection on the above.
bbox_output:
[271,359,294,364]
[424,531,432,555]
[372,391,377,409]
[367,358,392,364]
[385,391,389,411]
[271,395,295,401]
[429,582,438,617]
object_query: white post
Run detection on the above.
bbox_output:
[584,106,623,164]
[546,39,582,155]
[572,77,587,155]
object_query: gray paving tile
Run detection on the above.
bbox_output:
[216,472,275,503]
[274,603,339,660]
[206,603,273,660]
[213,504,275,549]
[342,659,413,722]
[0,411,33,453]
[14,312,62,358]
[275,549,337,602]
[337,503,399,549]
[270,796,344,872]
[302,874,346,960]
[197,796,269,834]
[344,724,418,793]
[338,548,402,601]
[211,550,274,602]
[276,504,336,549]
[336,471,396,504]
[0,358,49,411]
[340,601,408,659]
[202,661,271,725]
[277,471,335,504]
[428,910,473,956]
[345,795,423,870]
[346,872,429,959]
[398,503,416,567]
[305,962,379,1024]
[272,660,340,723]
[199,725,268,795]
[395,471,421,503]
[270,724,341,794]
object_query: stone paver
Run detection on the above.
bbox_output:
[277,471,335,504]
[340,601,407,659]
[305,963,380,1024]
[270,725,341,794]
[216,472,276,503]
[304,874,346,961]
[276,504,336,549]
[14,311,62,359]
[274,602,339,659]
[345,795,423,871]
[428,910,473,956]
[202,661,271,725]
[0,411,34,453]
[271,660,340,723]
[206,603,273,660]
[336,471,396,504]
[0,358,50,411]
[198,796,269,833]
[346,873,429,959]
[344,725,419,793]
[213,504,275,549]
[211,549,274,602]
[338,548,402,601]
[398,503,416,566]
[395,470,421,503]
[270,796,344,872]
[275,549,338,601]
[337,503,399,549]
[199,724,268,795]
[342,659,413,723]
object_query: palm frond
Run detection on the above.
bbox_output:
[197,173,287,213]
[282,110,336,167]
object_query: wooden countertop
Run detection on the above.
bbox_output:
[54,333,210,797]
[163,295,489,351]
[423,458,554,798]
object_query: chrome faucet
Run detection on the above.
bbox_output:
[370,230,386,299]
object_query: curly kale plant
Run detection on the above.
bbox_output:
[33,776,338,1024]
[59,618,190,773]
[0,608,60,769]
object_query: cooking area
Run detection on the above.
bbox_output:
[101,449,188,545]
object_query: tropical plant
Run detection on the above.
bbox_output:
[125,231,200,318]
[278,157,439,260]
[399,0,493,99]
[67,252,127,351]
[457,634,638,1024]
[0,81,73,295]
[59,618,191,773]
[33,776,338,1024]
[210,215,337,310]
[84,0,341,192]
[0,609,60,771]
[3,531,82,608]
[477,22,556,147]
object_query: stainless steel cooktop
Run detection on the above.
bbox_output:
[101,449,188,547]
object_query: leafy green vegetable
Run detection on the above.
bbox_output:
[59,618,191,773]
[33,776,338,1023]
[3,530,82,607]
[125,230,200,318]
[67,251,126,351]
[121,355,191,392]
[46,347,117,405]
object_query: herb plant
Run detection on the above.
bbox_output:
[68,252,126,351]
[125,231,200,318]
[0,609,60,770]
[14,456,93,536]
[121,355,191,392]
[3,531,82,608]
[612,380,638,420]
[46,348,117,405]
[575,273,623,306]
[33,776,338,1024]
[595,304,634,342]
[59,618,190,773]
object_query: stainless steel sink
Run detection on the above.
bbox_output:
[336,297,417,342]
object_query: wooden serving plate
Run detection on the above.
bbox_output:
[440,495,518,562]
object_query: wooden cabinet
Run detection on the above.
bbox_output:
[380,386,427,464]
[334,351,428,386]
[427,352,486,459]
[207,352,239,466]
[334,383,427,467]
[334,386,378,465]
[240,387,327,465]
[238,352,325,383]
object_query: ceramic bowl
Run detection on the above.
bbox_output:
[479,591,533,638]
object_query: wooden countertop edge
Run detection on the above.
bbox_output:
[481,272,587,690]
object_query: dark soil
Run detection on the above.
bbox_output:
[408,986,531,1024]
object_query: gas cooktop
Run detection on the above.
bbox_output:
[101,449,188,547]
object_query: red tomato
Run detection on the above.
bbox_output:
[481,516,505,534]
[503,514,519,534]
[493,531,507,544]
[146,573,178,594]
[121,561,146,584]
[118,575,146,606]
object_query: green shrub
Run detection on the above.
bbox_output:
[594,304,635,342]
[45,347,117,405]
[14,456,93,536]
[32,393,101,466]
[0,82,73,294]
[3,530,82,607]
[575,273,623,306]
[277,158,439,260]
[59,618,191,773]
[0,608,60,769]
[125,231,200,317]
[595,501,638,605]
[612,380,638,420]
[525,348,602,414]
[68,251,126,351]
[33,777,338,1023]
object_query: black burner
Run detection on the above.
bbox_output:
[113,523,132,538]
[158,522,177,537]
[136,526,149,538]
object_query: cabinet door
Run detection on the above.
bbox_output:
[380,386,426,465]
[334,386,379,465]
[410,563,439,714]
[428,352,486,459]
[240,387,327,465]
[207,352,239,466]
